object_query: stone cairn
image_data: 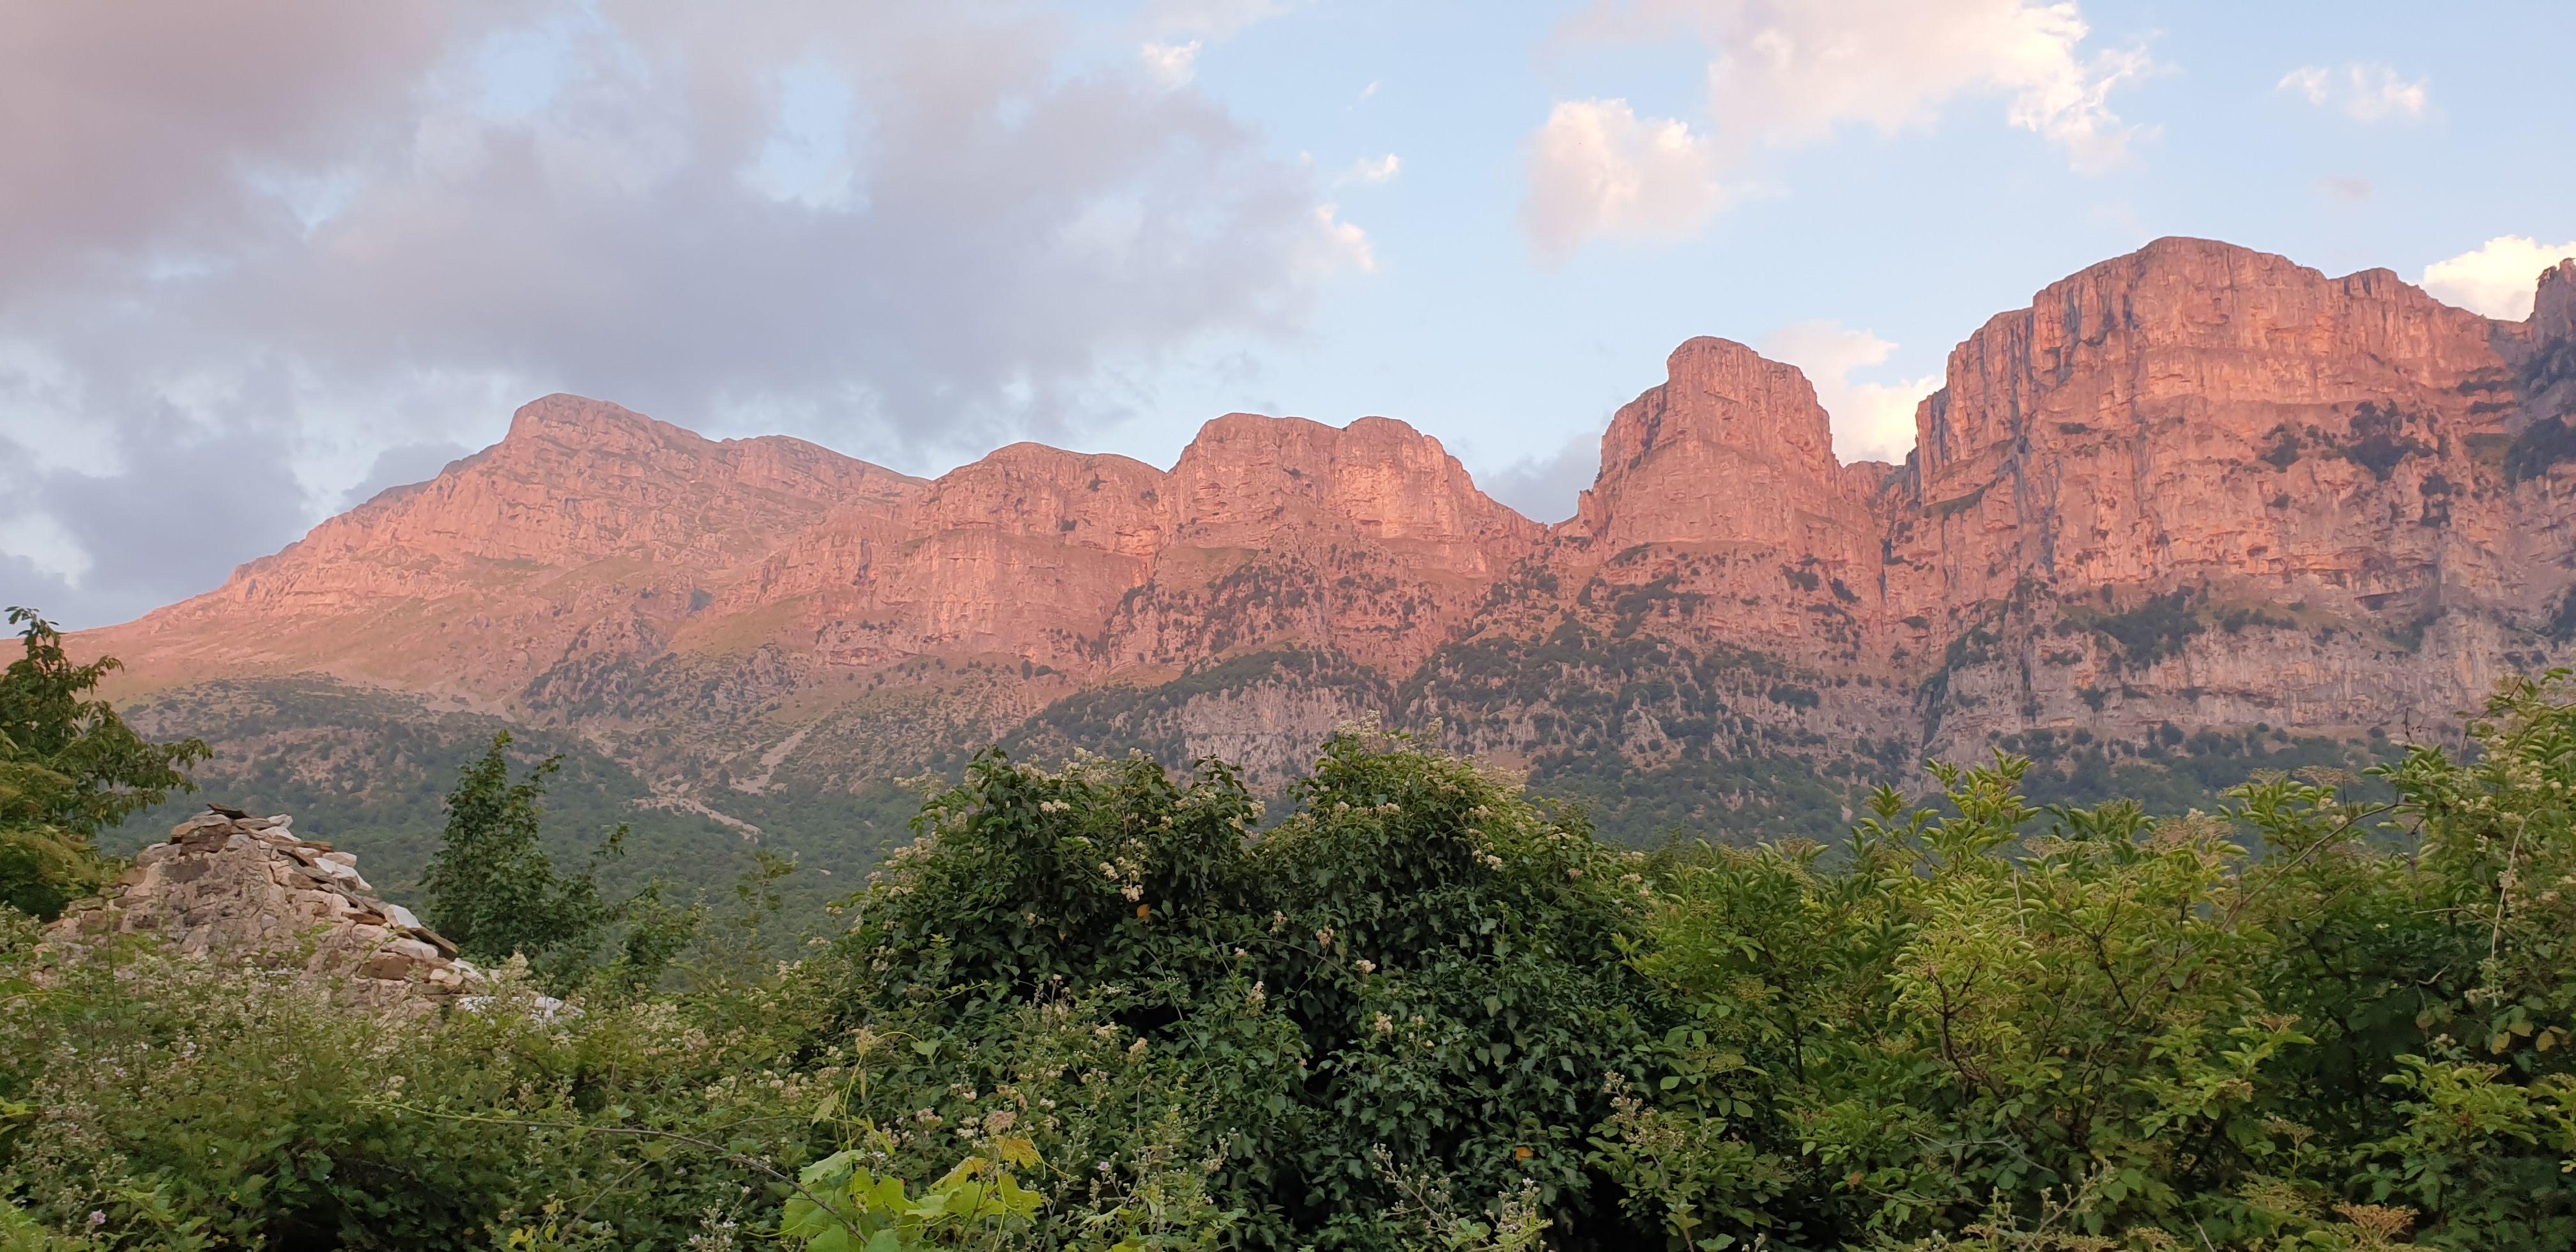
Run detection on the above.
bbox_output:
[47,806,481,1005]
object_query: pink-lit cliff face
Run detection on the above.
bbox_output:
[82,239,2576,768]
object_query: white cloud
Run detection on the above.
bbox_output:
[1340,153,1402,185]
[1759,321,1940,463]
[1719,0,2151,170]
[1522,99,1726,266]
[1573,1,2154,164]
[1529,1,2156,258]
[2276,66,2328,101]
[2422,236,2576,320]
[1140,40,1202,88]
[2278,63,2428,123]
[0,512,92,588]
[1308,204,1376,274]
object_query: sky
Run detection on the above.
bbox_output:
[4,0,2572,629]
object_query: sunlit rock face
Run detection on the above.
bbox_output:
[78,238,2576,819]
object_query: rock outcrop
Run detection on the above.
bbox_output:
[1551,336,1893,667]
[71,237,2576,834]
[48,809,476,1005]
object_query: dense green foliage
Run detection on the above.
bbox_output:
[9,675,2576,1248]
[808,730,1659,1248]
[0,610,206,919]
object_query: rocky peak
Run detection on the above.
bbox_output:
[245,394,917,593]
[1639,337,1839,470]
[1167,413,1539,569]
[908,443,1170,558]
[1917,238,2477,491]
[1886,234,2527,661]
[47,808,479,1007]
[1574,337,1853,551]
[496,393,922,509]
[2520,258,2576,424]
[502,391,684,450]
[2534,258,2576,342]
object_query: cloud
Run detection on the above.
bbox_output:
[1478,433,1600,524]
[1522,100,1726,266]
[0,514,90,590]
[1758,321,1940,463]
[2318,176,2373,203]
[1141,40,1202,88]
[339,441,475,510]
[1573,1,2154,162]
[1308,204,1377,274]
[1528,1,2157,257]
[0,3,1372,629]
[1699,0,2155,171]
[0,395,319,626]
[2278,62,2429,123]
[1340,154,1402,185]
[2422,236,2576,320]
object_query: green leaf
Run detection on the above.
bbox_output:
[799,1150,860,1188]
[781,1198,831,1238]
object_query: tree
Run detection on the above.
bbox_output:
[418,732,624,981]
[0,607,208,918]
[818,729,1667,1248]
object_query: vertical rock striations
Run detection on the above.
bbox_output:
[73,238,2576,831]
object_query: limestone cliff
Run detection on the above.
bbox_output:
[75,238,2576,839]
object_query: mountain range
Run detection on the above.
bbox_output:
[75,237,2576,887]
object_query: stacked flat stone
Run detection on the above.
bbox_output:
[47,807,479,1005]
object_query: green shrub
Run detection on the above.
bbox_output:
[8,679,2576,1248]
[1600,674,2576,1249]
[804,728,1666,1248]
[0,915,815,1249]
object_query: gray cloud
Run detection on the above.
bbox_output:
[0,2,468,279]
[340,441,477,511]
[0,1,1360,627]
[1478,431,1602,525]
[8,393,314,626]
